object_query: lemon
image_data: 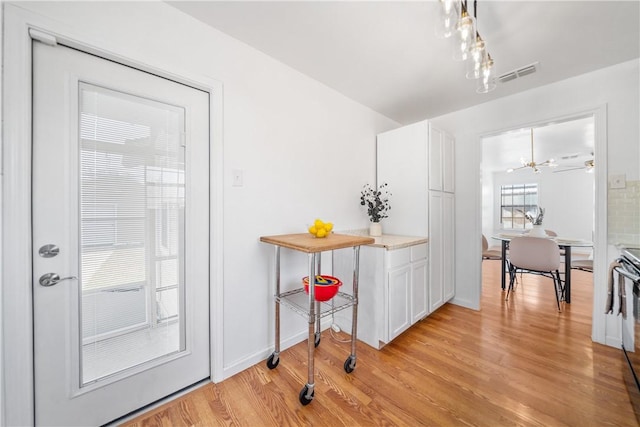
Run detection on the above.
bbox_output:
[308,219,332,237]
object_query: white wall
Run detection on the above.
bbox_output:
[431,59,639,345]
[1,0,399,391]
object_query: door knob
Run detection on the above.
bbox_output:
[39,273,77,287]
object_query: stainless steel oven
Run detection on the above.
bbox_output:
[619,247,640,423]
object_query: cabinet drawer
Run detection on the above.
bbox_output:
[387,247,411,268]
[411,244,428,262]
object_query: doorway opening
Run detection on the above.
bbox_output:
[480,114,596,314]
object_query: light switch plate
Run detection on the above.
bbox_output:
[232,169,244,187]
[610,174,626,189]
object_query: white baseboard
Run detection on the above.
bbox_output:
[450,296,479,311]
[221,319,332,380]
[605,335,622,349]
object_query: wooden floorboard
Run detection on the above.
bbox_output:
[121,260,638,426]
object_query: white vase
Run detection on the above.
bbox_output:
[528,225,547,238]
[369,222,382,237]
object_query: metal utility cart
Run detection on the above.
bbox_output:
[259,233,374,405]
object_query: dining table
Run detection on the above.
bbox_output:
[492,234,593,303]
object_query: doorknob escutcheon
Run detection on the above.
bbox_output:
[38,244,60,258]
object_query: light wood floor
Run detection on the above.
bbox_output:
[122,261,637,426]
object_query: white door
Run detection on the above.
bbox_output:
[32,40,210,426]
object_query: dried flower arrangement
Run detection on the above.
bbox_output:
[519,206,545,225]
[360,183,391,223]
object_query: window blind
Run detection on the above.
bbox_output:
[79,83,186,384]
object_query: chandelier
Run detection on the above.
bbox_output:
[436,0,496,93]
[507,129,557,174]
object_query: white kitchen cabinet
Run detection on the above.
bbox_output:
[411,257,428,323]
[428,126,443,191]
[333,239,428,349]
[377,120,455,314]
[429,191,455,312]
[428,125,455,193]
[442,132,455,193]
[377,121,428,236]
[387,263,411,340]
[428,191,443,311]
[442,193,455,302]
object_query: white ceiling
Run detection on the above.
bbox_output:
[167,0,640,125]
[481,115,595,172]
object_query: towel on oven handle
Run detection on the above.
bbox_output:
[606,260,623,315]
[620,271,627,317]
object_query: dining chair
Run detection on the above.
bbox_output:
[482,234,502,260]
[506,236,565,311]
[542,230,566,259]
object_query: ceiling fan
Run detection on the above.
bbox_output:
[507,128,557,173]
[553,158,595,173]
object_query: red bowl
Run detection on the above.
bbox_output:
[302,275,342,302]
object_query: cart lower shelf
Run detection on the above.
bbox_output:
[268,288,358,405]
[275,288,355,321]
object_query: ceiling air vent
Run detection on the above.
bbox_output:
[498,62,539,84]
[498,72,517,83]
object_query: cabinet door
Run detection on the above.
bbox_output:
[428,192,443,312]
[335,246,385,349]
[411,260,428,322]
[443,193,455,301]
[443,132,455,193]
[428,125,443,191]
[377,121,429,236]
[387,265,411,341]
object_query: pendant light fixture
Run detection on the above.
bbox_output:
[435,0,460,39]
[507,129,557,173]
[452,3,476,61]
[437,0,496,93]
[476,53,496,93]
[466,35,486,79]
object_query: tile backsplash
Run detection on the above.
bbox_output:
[609,179,640,247]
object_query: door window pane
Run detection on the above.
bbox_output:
[79,83,186,385]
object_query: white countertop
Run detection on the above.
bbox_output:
[338,229,428,250]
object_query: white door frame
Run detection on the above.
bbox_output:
[474,105,608,342]
[1,5,224,425]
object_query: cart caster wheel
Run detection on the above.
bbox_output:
[299,385,314,405]
[266,353,279,370]
[314,334,321,348]
[344,357,356,373]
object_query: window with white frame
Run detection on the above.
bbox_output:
[500,184,538,229]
